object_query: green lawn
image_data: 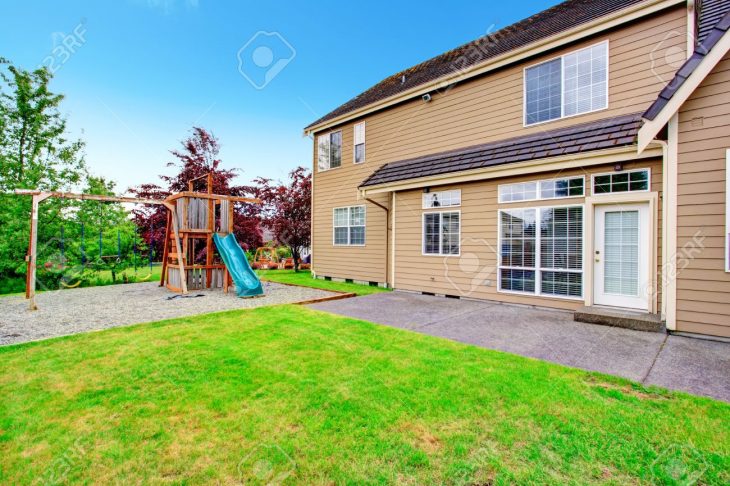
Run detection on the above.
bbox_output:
[0,265,163,296]
[256,269,390,296]
[0,306,727,484]
[94,265,162,284]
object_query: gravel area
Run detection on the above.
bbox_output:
[0,281,338,346]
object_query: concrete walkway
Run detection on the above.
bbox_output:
[309,291,730,402]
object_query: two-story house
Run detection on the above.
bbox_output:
[305,0,730,339]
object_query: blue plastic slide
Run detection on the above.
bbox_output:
[212,233,264,298]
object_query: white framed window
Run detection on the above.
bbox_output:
[725,149,730,272]
[423,211,460,256]
[498,182,537,203]
[592,169,650,195]
[540,177,585,199]
[499,176,584,203]
[317,131,342,171]
[499,208,537,292]
[499,205,583,299]
[524,41,608,125]
[423,189,461,209]
[354,122,365,164]
[333,206,365,246]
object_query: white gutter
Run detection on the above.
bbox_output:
[359,145,664,197]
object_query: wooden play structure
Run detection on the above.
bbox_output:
[159,174,259,293]
[14,174,260,310]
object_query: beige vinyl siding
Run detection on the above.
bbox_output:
[392,160,663,311]
[311,5,683,286]
[311,126,389,283]
[675,51,730,338]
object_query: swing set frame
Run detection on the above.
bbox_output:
[14,178,260,311]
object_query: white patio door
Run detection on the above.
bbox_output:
[593,204,650,310]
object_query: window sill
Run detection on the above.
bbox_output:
[523,105,609,129]
[592,189,650,197]
[317,165,342,173]
[497,288,584,301]
[498,195,584,205]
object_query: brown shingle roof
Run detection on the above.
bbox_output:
[359,113,643,188]
[643,1,730,120]
[306,0,646,131]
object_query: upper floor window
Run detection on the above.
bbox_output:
[524,42,608,125]
[354,122,366,164]
[333,206,365,246]
[318,131,342,171]
[592,169,650,195]
[423,189,461,208]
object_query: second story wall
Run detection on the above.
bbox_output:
[357,4,686,164]
[311,3,687,284]
[313,4,686,184]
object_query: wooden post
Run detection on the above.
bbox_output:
[167,204,188,294]
[159,211,172,287]
[25,207,34,299]
[27,193,50,310]
[228,200,235,290]
[206,173,214,289]
[206,205,214,289]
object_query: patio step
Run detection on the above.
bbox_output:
[574,306,665,333]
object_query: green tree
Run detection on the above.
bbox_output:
[0,59,87,291]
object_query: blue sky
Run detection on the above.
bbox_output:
[1,0,553,191]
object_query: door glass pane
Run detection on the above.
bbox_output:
[604,210,639,296]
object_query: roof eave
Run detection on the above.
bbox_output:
[359,145,663,196]
[638,25,730,152]
[304,0,684,136]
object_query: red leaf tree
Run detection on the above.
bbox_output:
[254,167,311,271]
[129,127,262,258]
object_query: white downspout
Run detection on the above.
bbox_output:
[390,191,396,289]
[655,139,670,321]
[665,115,680,330]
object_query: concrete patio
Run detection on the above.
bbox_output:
[309,291,730,402]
